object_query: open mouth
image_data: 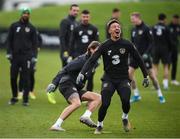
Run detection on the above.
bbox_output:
[115,31,120,36]
[115,30,120,34]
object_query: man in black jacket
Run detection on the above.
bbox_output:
[59,4,79,67]
[18,31,42,100]
[152,13,173,90]
[168,14,180,86]
[129,12,165,103]
[76,19,149,134]
[46,41,101,131]
[70,9,99,91]
[70,9,99,58]
[6,7,38,106]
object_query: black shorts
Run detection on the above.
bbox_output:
[101,75,131,103]
[153,47,171,64]
[59,80,86,102]
[129,55,152,70]
[101,74,131,91]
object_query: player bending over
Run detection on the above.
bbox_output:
[46,41,101,131]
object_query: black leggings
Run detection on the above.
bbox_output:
[19,63,36,92]
[98,80,131,122]
[171,48,178,80]
[19,70,35,92]
[10,56,30,103]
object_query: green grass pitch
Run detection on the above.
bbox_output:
[0,1,180,138]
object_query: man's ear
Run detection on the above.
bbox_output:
[108,28,111,34]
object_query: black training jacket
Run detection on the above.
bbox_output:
[52,53,98,87]
[80,38,148,80]
[7,20,38,57]
[69,23,99,58]
[59,15,79,55]
[131,22,153,55]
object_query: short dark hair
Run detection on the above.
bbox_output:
[81,9,90,14]
[107,19,120,30]
[70,4,79,10]
[158,13,166,20]
[173,14,179,19]
[112,8,120,13]
[131,12,141,18]
[87,41,100,51]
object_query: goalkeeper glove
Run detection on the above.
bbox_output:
[142,76,149,88]
[6,54,12,61]
[46,83,56,93]
[142,53,148,60]
[31,57,37,64]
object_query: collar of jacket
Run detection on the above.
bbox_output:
[68,15,76,20]
[19,18,29,25]
[136,21,144,28]
[169,22,178,27]
[158,22,165,26]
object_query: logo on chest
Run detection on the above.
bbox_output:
[108,50,112,56]
[119,48,126,54]
[16,27,21,32]
[25,27,30,32]
[70,25,74,31]
[87,30,93,35]
[132,31,136,37]
[79,31,83,36]
[138,30,143,35]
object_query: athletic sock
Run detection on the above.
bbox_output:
[133,88,140,96]
[54,118,63,127]
[97,121,103,127]
[81,110,92,118]
[122,113,128,119]
[157,89,163,97]
[163,79,168,88]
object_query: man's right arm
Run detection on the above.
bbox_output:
[52,56,85,85]
[130,44,148,78]
[59,19,68,54]
[130,43,149,87]
[166,26,176,50]
[80,45,102,75]
[6,24,14,60]
[76,48,102,85]
[31,27,38,59]
[51,71,62,87]
[47,70,64,93]
[68,27,76,57]
[46,71,61,93]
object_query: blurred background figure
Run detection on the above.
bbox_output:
[6,7,38,106]
[168,14,180,86]
[47,5,80,104]
[105,8,121,39]
[59,4,80,67]
[69,9,99,91]
[152,13,173,90]
[18,31,42,100]
[129,12,165,103]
